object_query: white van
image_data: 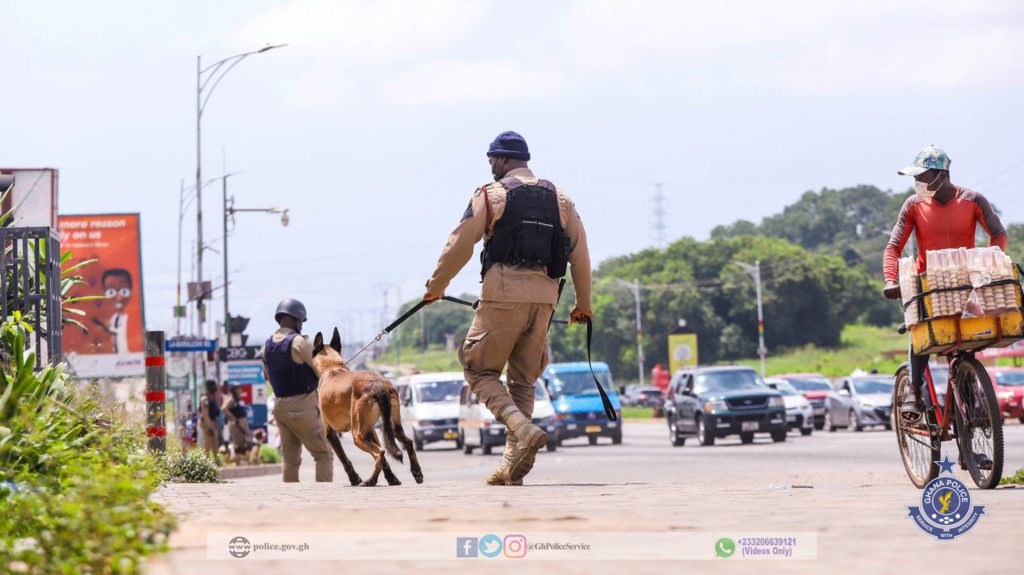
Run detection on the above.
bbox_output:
[395,372,464,450]
[459,378,559,454]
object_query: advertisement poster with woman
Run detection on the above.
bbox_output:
[58,213,145,377]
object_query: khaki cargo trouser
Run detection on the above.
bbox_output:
[459,301,555,420]
[272,391,333,482]
[199,417,219,455]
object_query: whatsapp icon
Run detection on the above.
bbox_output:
[715,537,736,558]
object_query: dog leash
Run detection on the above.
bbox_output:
[443,287,618,422]
[345,291,618,422]
[345,296,473,364]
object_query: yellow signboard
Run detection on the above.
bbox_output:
[668,333,699,373]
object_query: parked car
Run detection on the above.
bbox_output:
[825,375,894,431]
[775,373,832,430]
[543,362,623,446]
[622,385,665,416]
[989,367,1024,423]
[765,378,815,436]
[928,363,949,410]
[395,372,464,450]
[459,379,559,454]
[664,366,787,446]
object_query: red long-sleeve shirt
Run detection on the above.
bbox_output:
[883,187,1007,282]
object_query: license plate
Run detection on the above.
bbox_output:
[443,430,458,439]
[585,425,602,433]
[741,421,759,432]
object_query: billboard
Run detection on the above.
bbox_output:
[57,214,146,377]
[668,333,699,374]
[1,168,59,228]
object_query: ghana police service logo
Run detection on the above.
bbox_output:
[906,454,986,541]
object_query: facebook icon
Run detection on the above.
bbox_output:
[456,537,478,558]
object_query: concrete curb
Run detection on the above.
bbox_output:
[218,464,283,481]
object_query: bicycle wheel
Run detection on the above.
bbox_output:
[954,357,1004,489]
[892,365,939,489]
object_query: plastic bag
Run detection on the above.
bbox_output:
[962,289,985,319]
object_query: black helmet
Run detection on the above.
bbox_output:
[275,298,307,323]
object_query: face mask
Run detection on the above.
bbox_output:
[915,172,944,198]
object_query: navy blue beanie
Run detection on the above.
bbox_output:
[486,131,531,161]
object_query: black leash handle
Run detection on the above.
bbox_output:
[434,292,616,420]
[585,316,618,421]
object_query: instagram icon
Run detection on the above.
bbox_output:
[504,535,527,559]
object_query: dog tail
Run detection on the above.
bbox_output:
[374,384,404,463]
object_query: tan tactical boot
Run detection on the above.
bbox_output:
[497,406,548,483]
[485,435,522,486]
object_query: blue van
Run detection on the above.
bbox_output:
[542,362,622,446]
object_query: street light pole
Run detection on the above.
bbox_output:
[222,174,232,349]
[222,197,289,349]
[634,278,645,386]
[734,260,767,376]
[194,43,286,358]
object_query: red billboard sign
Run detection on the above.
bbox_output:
[58,214,146,377]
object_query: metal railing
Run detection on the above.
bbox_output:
[1,227,62,368]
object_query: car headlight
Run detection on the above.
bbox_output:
[768,396,785,408]
[857,398,875,408]
[997,391,1014,400]
[704,400,728,413]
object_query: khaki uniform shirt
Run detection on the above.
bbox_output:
[261,327,317,382]
[426,167,593,311]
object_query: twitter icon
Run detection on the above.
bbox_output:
[479,534,503,558]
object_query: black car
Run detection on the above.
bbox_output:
[623,385,665,415]
[664,366,788,446]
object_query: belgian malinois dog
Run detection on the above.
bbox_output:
[312,328,423,487]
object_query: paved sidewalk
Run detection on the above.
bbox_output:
[145,478,1022,575]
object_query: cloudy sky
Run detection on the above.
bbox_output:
[3,0,1023,343]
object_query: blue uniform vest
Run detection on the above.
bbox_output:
[264,333,319,397]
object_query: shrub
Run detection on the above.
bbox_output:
[260,444,282,464]
[157,450,220,483]
[0,320,175,574]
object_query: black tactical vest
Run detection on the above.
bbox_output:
[480,177,570,281]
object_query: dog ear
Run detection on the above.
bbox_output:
[330,327,342,353]
[312,331,324,357]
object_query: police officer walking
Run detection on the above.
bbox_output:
[262,298,334,482]
[424,131,592,486]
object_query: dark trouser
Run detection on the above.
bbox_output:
[908,343,930,404]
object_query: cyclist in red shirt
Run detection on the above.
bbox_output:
[882,145,1008,422]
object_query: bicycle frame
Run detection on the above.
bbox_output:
[909,353,973,443]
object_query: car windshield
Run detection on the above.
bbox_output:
[534,380,548,400]
[550,370,613,396]
[635,388,662,397]
[414,380,463,403]
[784,377,832,391]
[994,371,1024,386]
[694,370,765,394]
[773,384,798,397]
[853,379,893,394]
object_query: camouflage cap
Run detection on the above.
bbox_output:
[897,145,950,176]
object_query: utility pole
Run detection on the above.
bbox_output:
[222,173,232,349]
[634,278,645,386]
[176,180,185,337]
[652,182,668,248]
[734,260,767,376]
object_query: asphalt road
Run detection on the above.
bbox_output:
[248,417,1024,489]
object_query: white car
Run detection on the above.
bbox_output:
[395,372,464,451]
[460,379,559,454]
[766,378,815,436]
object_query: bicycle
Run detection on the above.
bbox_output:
[892,324,1006,489]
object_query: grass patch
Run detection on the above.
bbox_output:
[1000,468,1024,486]
[370,346,462,373]
[734,324,908,377]
[621,406,655,419]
